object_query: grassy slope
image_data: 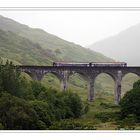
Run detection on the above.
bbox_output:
[0,29,54,65]
[20,29,113,62]
[19,28,114,62]
[0,15,113,63]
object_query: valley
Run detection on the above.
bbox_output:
[0,14,139,130]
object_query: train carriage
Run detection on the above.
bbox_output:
[90,62,127,67]
[53,62,90,67]
[53,62,127,67]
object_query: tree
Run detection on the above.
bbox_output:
[120,80,140,121]
[0,60,21,96]
[0,59,34,99]
[31,81,46,98]
[0,92,38,130]
[0,59,86,129]
[62,92,84,118]
[29,100,55,127]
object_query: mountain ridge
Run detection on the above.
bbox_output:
[0,15,113,64]
[88,22,140,66]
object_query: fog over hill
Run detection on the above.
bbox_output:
[0,15,113,64]
[88,23,140,66]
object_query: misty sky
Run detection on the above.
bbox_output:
[1,10,140,46]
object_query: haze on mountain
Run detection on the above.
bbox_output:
[88,23,140,66]
[0,15,113,65]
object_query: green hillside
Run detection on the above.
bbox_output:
[0,15,113,63]
[0,29,54,65]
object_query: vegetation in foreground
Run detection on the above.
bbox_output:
[119,79,140,130]
[0,60,140,130]
[0,60,87,130]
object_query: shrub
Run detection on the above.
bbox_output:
[120,80,140,120]
[49,119,96,130]
[0,60,87,129]
[29,100,55,127]
[95,112,119,122]
[0,92,38,130]
[117,114,137,130]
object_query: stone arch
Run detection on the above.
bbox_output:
[20,71,33,81]
[122,71,140,79]
[121,72,140,96]
[67,71,90,99]
[22,71,38,81]
[43,71,62,80]
[41,71,63,90]
[94,72,116,82]
[94,72,115,103]
[68,71,89,81]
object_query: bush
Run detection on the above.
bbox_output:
[95,112,119,122]
[120,80,140,120]
[100,102,119,109]
[31,81,46,98]
[62,92,84,118]
[39,91,85,119]
[49,119,96,130]
[0,60,87,129]
[29,100,55,127]
[117,114,137,130]
[0,92,38,130]
[0,60,21,96]
[0,59,35,99]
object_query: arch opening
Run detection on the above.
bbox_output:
[122,72,140,96]
[94,73,115,103]
[68,72,88,100]
[41,72,61,91]
[20,72,33,81]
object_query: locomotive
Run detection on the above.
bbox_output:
[53,62,127,67]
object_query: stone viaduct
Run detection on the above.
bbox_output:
[19,65,140,104]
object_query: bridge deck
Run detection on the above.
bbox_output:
[19,65,140,70]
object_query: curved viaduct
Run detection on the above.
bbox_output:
[19,65,140,104]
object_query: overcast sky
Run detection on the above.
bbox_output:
[1,10,140,46]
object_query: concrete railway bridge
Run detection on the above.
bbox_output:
[19,65,140,104]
